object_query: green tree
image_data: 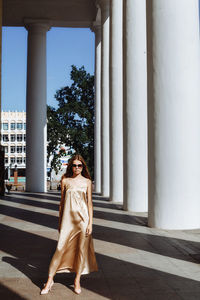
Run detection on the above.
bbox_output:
[47,65,95,178]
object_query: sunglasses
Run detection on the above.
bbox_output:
[72,164,83,168]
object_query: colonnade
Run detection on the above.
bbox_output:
[94,0,200,229]
[0,0,2,122]
[25,21,50,193]
[22,0,200,229]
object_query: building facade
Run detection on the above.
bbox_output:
[1,110,73,185]
[1,111,26,180]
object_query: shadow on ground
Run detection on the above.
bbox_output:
[0,282,27,300]
[0,194,199,263]
[0,192,200,299]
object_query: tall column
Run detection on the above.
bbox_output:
[93,22,102,194]
[110,0,123,203]
[0,0,4,196]
[123,0,148,211]
[25,21,50,192]
[0,0,2,120]
[147,0,200,229]
[98,0,110,197]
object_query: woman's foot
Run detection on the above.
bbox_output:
[74,280,81,295]
[40,280,54,295]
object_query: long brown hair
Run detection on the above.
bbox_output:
[64,154,91,180]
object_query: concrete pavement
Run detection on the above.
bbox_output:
[0,191,200,300]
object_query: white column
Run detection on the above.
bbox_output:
[110,0,123,203]
[93,23,102,194]
[123,0,148,211]
[98,0,110,197]
[0,0,2,123]
[147,0,200,229]
[25,21,50,192]
[0,0,3,196]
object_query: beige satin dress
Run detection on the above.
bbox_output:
[48,179,98,276]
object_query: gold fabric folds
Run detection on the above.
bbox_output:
[48,182,98,276]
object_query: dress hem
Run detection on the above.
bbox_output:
[50,267,98,276]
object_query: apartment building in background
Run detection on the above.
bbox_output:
[1,111,73,185]
[1,111,26,181]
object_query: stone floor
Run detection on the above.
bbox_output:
[0,191,200,300]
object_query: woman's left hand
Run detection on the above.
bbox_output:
[86,223,92,236]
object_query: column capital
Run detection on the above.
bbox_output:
[96,0,110,12]
[91,21,101,33]
[24,19,51,33]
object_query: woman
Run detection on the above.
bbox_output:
[40,154,98,295]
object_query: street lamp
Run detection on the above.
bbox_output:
[6,163,13,193]
[14,164,18,185]
[8,163,12,181]
[50,167,52,190]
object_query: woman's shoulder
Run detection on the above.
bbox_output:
[61,176,70,185]
[77,176,91,186]
[85,177,92,186]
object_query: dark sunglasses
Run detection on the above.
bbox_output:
[72,164,83,168]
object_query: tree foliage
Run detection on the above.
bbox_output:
[47,65,94,178]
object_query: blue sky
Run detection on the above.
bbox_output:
[2,26,95,111]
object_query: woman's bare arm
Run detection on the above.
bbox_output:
[58,178,66,232]
[86,179,93,235]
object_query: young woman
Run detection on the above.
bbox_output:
[40,154,98,295]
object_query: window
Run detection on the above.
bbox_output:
[10,146,16,153]
[10,157,15,164]
[24,123,26,130]
[3,135,9,142]
[17,146,22,153]
[11,123,16,130]
[17,157,23,164]
[3,123,8,130]
[24,134,26,142]
[4,157,8,164]
[10,134,16,142]
[23,146,26,153]
[23,157,26,164]
[4,146,8,153]
[17,123,23,130]
[17,134,23,142]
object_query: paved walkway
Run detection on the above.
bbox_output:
[0,191,200,300]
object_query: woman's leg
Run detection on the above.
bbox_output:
[44,275,54,287]
[40,275,54,294]
[74,273,81,294]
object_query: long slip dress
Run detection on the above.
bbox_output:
[48,178,98,276]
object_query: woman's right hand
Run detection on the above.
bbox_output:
[86,223,92,236]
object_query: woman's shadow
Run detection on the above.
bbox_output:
[1,221,75,291]
[2,256,75,290]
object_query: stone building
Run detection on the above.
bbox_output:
[0,0,200,230]
[0,110,73,186]
[1,111,26,181]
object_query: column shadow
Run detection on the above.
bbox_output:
[0,195,199,264]
[1,223,200,299]
[10,192,60,202]
[1,193,146,224]
[1,195,59,211]
[1,193,147,225]
[94,209,148,226]
[93,201,123,209]
[0,282,27,300]
[92,195,110,201]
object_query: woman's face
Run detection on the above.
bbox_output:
[72,159,83,176]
